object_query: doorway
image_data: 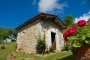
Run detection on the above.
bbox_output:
[51,32,56,50]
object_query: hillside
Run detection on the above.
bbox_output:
[0,42,75,60]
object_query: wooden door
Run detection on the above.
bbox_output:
[51,32,56,50]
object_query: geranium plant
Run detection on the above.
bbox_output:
[63,20,90,51]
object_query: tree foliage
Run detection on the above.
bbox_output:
[0,27,9,40]
[63,15,75,26]
[0,27,17,42]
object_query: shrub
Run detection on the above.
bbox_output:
[49,46,54,52]
[11,39,16,42]
[1,45,6,49]
[62,44,70,51]
[36,34,46,54]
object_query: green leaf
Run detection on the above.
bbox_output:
[85,40,89,43]
[81,36,85,41]
[72,42,80,48]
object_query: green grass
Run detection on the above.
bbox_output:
[0,42,75,60]
[44,51,75,60]
[0,42,16,60]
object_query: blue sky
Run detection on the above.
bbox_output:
[0,0,90,28]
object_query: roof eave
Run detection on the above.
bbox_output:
[16,13,66,30]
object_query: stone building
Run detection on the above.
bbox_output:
[16,13,66,53]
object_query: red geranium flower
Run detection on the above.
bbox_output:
[77,20,86,26]
[63,31,70,41]
[63,27,77,41]
[68,27,77,35]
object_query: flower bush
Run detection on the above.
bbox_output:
[63,20,90,51]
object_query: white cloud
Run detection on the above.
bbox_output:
[89,11,90,14]
[38,0,68,14]
[75,11,90,23]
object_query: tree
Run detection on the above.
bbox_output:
[0,27,17,43]
[63,15,75,27]
[8,28,17,40]
[0,27,9,42]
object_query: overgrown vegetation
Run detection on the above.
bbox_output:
[36,34,46,54]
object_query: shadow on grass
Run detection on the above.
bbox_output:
[57,55,75,60]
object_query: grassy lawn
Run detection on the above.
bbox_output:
[0,42,75,60]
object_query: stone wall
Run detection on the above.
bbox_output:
[16,19,64,53]
[16,19,42,53]
[41,19,64,52]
